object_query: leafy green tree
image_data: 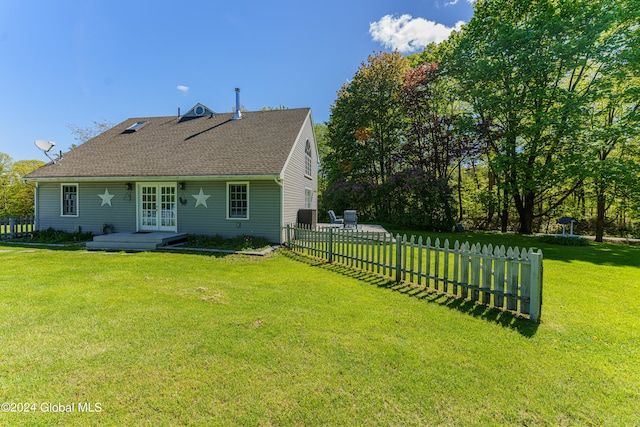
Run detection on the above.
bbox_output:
[579,2,640,241]
[325,51,410,219]
[584,104,639,241]
[446,0,624,234]
[314,123,329,190]
[0,153,13,215]
[0,154,44,217]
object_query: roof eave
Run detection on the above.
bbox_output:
[25,174,281,183]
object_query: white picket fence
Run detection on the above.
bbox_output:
[0,216,35,239]
[285,224,543,322]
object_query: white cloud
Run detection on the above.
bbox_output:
[369,14,465,53]
[176,85,189,93]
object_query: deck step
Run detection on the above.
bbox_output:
[86,241,159,251]
[87,232,187,251]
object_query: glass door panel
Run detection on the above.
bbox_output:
[139,184,177,232]
[160,186,176,230]
[141,185,158,229]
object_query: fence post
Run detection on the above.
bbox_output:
[395,234,403,283]
[286,224,291,248]
[529,251,543,323]
[9,217,15,239]
[328,227,333,263]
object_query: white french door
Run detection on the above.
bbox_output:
[138,183,177,232]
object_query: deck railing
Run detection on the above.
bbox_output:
[285,224,543,322]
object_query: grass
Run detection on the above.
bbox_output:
[0,234,638,426]
[184,234,271,251]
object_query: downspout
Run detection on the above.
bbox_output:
[31,181,39,231]
[275,176,284,243]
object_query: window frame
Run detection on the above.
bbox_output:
[304,139,312,179]
[60,183,79,217]
[226,182,249,220]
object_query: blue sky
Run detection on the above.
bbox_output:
[0,0,475,162]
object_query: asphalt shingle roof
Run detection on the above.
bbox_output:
[26,108,311,179]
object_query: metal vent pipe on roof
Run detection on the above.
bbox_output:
[233,87,241,120]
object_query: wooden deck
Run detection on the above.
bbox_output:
[86,232,188,251]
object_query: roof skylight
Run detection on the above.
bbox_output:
[123,121,147,133]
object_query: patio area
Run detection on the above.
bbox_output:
[317,223,392,238]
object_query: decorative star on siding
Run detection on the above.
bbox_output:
[192,188,211,208]
[98,188,115,206]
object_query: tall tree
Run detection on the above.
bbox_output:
[314,122,330,200]
[325,51,410,218]
[8,160,45,216]
[0,153,13,215]
[400,61,476,228]
[402,62,454,180]
[446,0,624,234]
[580,1,640,241]
[0,154,44,217]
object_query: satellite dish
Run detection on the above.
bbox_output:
[34,139,56,152]
[34,139,61,163]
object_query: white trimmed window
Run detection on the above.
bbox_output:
[61,184,78,217]
[304,139,312,178]
[227,182,249,219]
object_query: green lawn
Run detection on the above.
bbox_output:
[0,235,638,426]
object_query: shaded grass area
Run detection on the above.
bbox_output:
[185,234,271,251]
[0,240,639,426]
[386,227,640,267]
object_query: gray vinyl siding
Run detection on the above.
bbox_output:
[35,179,283,243]
[282,114,318,234]
[177,180,282,243]
[35,181,136,235]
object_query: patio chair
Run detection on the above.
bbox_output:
[343,210,357,229]
[328,210,343,225]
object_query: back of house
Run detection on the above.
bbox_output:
[25,100,318,244]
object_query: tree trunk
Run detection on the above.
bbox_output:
[518,208,535,235]
[514,192,536,235]
[500,188,509,232]
[595,191,606,243]
[487,170,495,225]
[457,162,463,222]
